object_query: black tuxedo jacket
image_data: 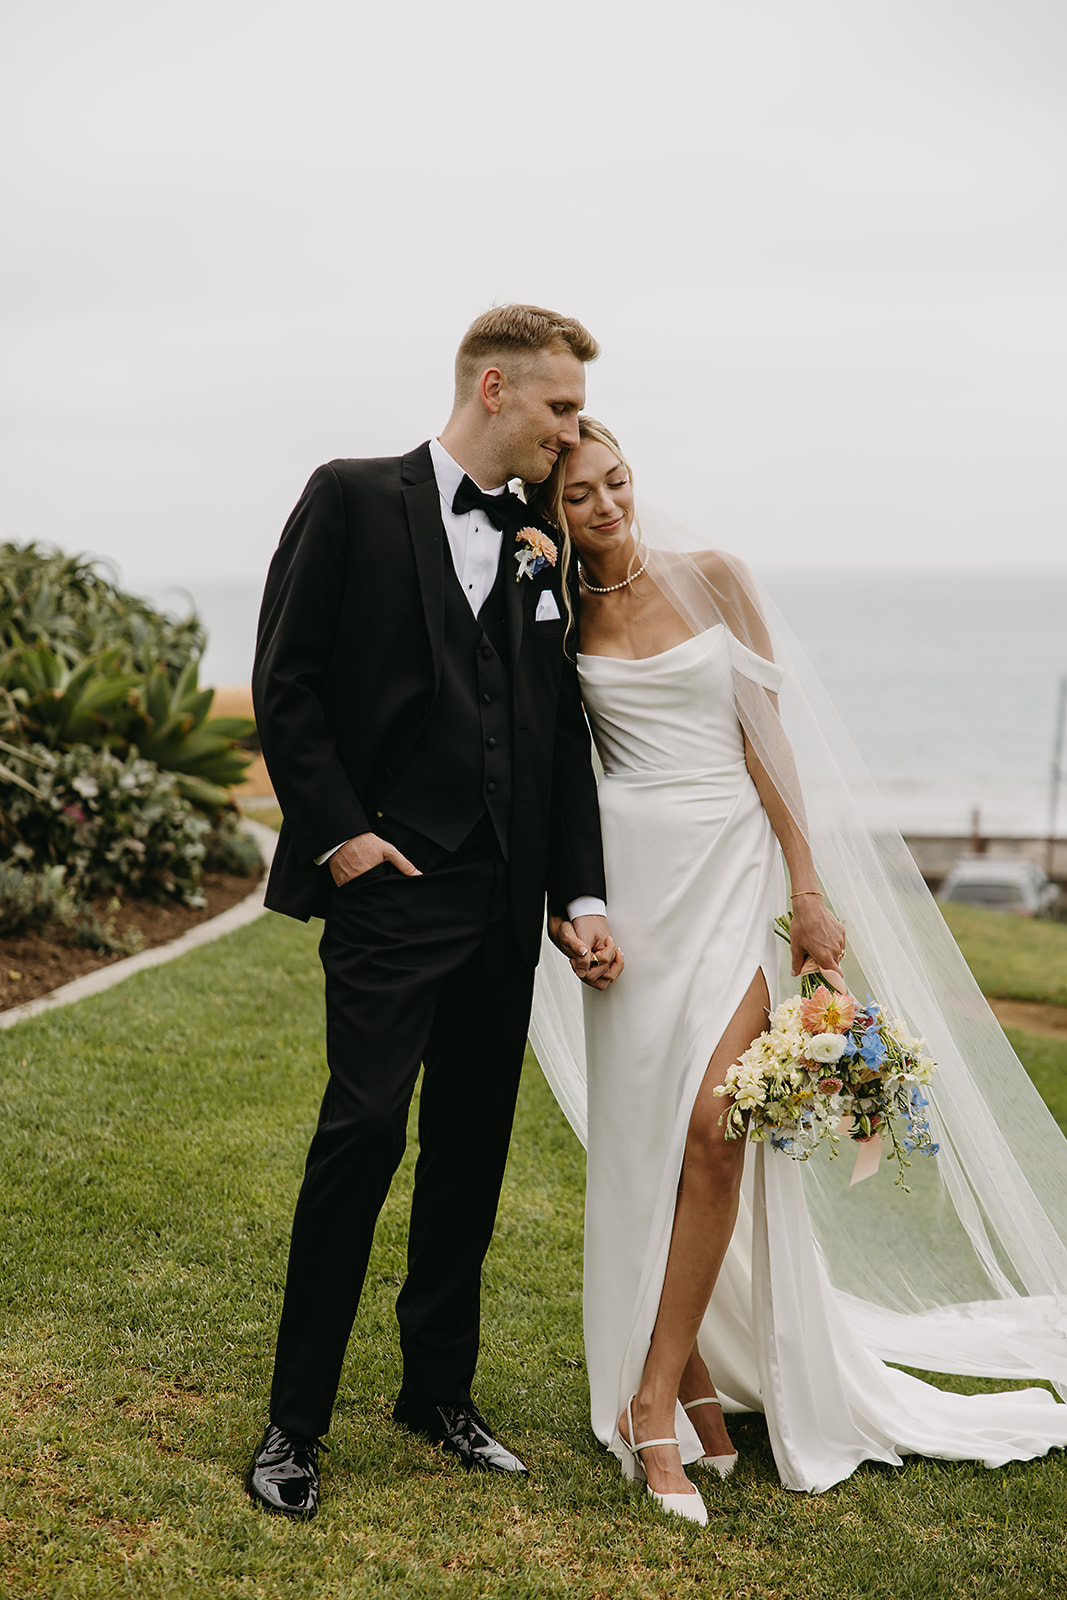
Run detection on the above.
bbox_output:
[252,442,605,964]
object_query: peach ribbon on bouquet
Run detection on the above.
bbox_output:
[832,1115,884,1184]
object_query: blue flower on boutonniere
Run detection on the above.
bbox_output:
[514,527,558,583]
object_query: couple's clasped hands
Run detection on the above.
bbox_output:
[548,913,624,991]
[326,836,623,990]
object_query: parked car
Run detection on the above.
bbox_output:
[937,857,1060,918]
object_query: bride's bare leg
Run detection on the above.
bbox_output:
[678,1346,736,1460]
[620,970,769,1496]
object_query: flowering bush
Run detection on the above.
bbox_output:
[0,547,261,946]
[0,860,135,949]
[715,920,939,1188]
[1,743,210,906]
[202,811,263,877]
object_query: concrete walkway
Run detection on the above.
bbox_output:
[0,820,277,1031]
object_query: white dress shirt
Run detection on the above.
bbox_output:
[428,436,505,616]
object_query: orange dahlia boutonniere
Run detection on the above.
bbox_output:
[514,527,558,582]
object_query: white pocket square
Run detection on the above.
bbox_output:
[534,590,561,622]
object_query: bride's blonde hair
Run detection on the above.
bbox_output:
[524,415,636,649]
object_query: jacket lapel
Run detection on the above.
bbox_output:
[401,444,445,696]
[502,522,525,673]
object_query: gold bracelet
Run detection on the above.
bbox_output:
[791,890,823,899]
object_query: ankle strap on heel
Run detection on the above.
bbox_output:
[624,1396,679,1457]
[682,1395,722,1413]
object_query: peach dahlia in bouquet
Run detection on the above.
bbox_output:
[715,914,939,1188]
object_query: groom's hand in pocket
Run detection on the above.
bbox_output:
[548,913,624,990]
[328,832,421,887]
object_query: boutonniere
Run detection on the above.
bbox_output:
[514,527,558,583]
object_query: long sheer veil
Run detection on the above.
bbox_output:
[531,504,1067,1391]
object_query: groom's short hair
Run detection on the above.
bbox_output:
[455,304,599,399]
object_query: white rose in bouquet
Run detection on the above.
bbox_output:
[807,1032,848,1065]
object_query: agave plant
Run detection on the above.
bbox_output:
[0,544,253,812]
[130,658,255,810]
[1,645,143,747]
[0,541,205,674]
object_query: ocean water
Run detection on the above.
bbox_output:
[763,567,1067,838]
[158,567,1067,839]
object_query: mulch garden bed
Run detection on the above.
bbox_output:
[0,865,263,1014]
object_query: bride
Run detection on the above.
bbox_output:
[527,418,1067,1522]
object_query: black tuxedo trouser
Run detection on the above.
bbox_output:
[269,816,536,1440]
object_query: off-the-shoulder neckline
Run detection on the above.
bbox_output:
[577,624,725,664]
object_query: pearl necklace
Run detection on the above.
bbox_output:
[578,554,648,594]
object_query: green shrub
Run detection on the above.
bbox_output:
[0,861,136,952]
[0,543,254,805]
[0,546,262,934]
[0,860,80,934]
[0,540,204,674]
[1,743,210,907]
[204,812,264,876]
[0,644,142,748]
[130,657,256,810]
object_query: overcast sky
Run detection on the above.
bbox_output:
[3,0,1065,593]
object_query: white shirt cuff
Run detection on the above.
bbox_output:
[567,896,607,921]
[315,841,346,866]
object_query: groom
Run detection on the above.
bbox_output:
[248,305,621,1517]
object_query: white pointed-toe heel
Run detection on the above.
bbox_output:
[619,1397,709,1526]
[682,1396,738,1478]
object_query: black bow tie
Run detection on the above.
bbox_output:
[451,474,521,531]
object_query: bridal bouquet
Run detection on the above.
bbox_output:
[715,916,939,1187]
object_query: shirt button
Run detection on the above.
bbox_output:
[487,781,498,794]
[486,737,497,750]
[482,693,492,705]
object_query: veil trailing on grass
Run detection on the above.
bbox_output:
[531,503,1067,1394]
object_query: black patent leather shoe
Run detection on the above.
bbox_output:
[247,1423,324,1518]
[393,1398,529,1475]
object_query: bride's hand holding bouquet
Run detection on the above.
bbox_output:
[786,887,846,981]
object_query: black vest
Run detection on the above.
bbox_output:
[379,543,512,857]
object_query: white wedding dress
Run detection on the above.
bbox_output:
[535,623,1067,1494]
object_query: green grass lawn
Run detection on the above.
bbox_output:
[940,902,1067,1007]
[2,911,1067,1598]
